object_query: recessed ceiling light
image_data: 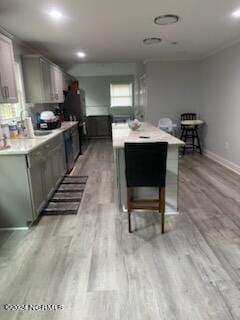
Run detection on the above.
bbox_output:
[49,9,62,20]
[232,9,240,18]
[154,14,180,25]
[143,37,162,45]
[77,51,86,58]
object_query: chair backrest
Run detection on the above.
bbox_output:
[125,142,168,188]
[181,113,196,121]
[158,117,173,130]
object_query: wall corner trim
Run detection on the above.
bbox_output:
[204,149,240,175]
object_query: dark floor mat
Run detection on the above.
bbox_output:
[43,176,88,215]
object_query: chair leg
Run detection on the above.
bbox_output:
[127,188,132,233]
[192,129,195,151]
[195,129,202,155]
[180,127,184,140]
[181,127,186,155]
[159,187,165,234]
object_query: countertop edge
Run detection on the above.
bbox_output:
[0,121,79,156]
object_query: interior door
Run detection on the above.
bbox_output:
[139,74,147,120]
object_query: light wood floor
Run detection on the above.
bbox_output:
[1,139,240,320]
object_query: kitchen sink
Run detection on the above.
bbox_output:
[34,130,53,136]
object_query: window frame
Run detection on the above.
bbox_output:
[110,82,133,108]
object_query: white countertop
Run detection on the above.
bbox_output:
[112,122,184,148]
[0,121,78,155]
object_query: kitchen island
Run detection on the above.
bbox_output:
[112,122,184,215]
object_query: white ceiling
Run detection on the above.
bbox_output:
[1,0,240,66]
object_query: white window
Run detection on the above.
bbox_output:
[0,61,25,122]
[110,83,133,107]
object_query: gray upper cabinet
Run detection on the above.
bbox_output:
[49,65,64,102]
[62,72,74,91]
[40,58,52,102]
[0,33,18,104]
[22,55,66,104]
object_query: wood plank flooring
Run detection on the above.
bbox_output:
[1,139,240,320]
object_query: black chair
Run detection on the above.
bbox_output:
[125,142,168,233]
[180,113,202,155]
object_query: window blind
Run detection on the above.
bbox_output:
[110,83,133,107]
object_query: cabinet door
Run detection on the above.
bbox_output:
[49,65,57,102]
[50,67,64,102]
[40,58,51,102]
[0,34,17,103]
[28,151,46,218]
[51,141,66,186]
[55,69,64,102]
[72,126,80,160]
[44,142,55,198]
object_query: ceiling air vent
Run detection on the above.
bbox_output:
[143,37,162,45]
[154,15,180,25]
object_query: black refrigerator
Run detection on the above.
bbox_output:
[62,89,88,154]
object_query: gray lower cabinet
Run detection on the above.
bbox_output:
[28,135,66,219]
[51,138,66,187]
[0,134,67,228]
[71,125,80,160]
[87,116,112,137]
[27,148,46,218]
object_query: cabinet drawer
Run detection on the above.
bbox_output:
[43,135,63,151]
[28,146,45,168]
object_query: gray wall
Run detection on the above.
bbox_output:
[202,42,240,166]
[78,75,135,118]
[145,61,203,126]
[68,62,142,77]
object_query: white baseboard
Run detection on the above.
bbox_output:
[204,149,240,175]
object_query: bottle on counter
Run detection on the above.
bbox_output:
[35,112,41,129]
[8,120,19,139]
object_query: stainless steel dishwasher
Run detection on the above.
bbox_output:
[64,130,74,173]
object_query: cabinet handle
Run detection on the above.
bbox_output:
[4,87,7,99]
[6,86,9,98]
[1,87,4,98]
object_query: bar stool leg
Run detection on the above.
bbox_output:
[180,127,185,140]
[159,187,165,234]
[182,127,188,155]
[192,129,195,151]
[195,129,202,155]
[127,188,132,233]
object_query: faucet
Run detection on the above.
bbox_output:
[20,110,29,136]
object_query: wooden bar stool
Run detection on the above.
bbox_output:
[124,142,168,233]
[180,113,202,155]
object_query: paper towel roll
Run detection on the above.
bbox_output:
[25,117,35,138]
